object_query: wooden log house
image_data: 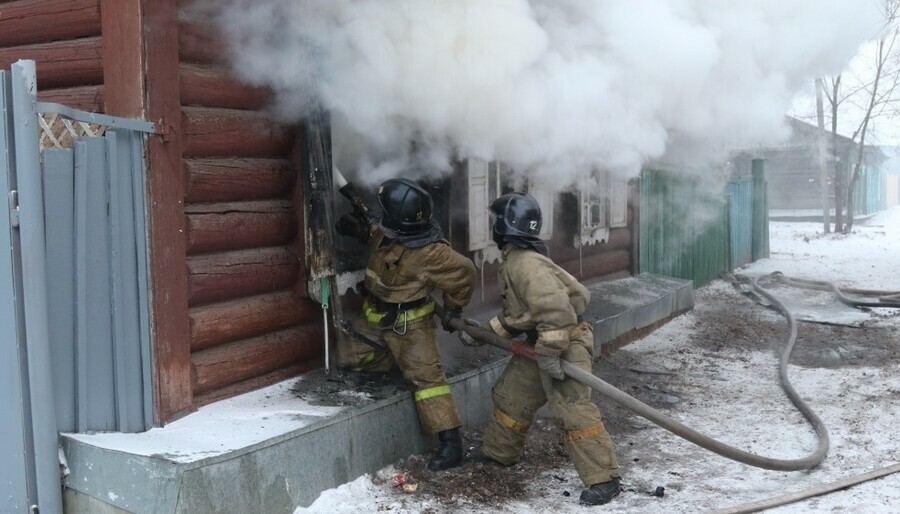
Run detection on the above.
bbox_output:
[0,0,639,425]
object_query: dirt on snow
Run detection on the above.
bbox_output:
[341,281,900,512]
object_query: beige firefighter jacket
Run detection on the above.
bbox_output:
[364,227,475,310]
[489,245,590,357]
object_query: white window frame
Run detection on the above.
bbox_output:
[467,158,498,251]
[526,178,554,241]
[468,159,556,250]
[467,159,558,267]
[576,171,628,247]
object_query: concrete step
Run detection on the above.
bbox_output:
[61,273,692,514]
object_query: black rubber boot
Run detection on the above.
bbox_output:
[427,428,463,471]
[580,478,621,506]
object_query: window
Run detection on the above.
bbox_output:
[577,172,628,247]
[467,159,555,254]
[467,158,498,251]
[527,178,554,241]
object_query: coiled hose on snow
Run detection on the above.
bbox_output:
[710,271,900,513]
[443,270,900,509]
[763,272,900,308]
[440,270,834,472]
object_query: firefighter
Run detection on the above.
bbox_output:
[461,192,622,505]
[335,178,476,471]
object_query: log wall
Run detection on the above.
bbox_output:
[0,0,104,111]
[176,15,319,408]
[0,0,320,417]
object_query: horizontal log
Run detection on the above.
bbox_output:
[192,360,319,408]
[181,106,295,158]
[185,199,297,255]
[38,85,103,112]
[183,157,295,203]
[180,63,270,110]
[191,323,323,396]
[0,0,100,48]
[179,18,227,65]
[0,36,102,89]
[558,249,631,281]
[594,270,632,283]
[187,246,300,306]
[189,290,319,351]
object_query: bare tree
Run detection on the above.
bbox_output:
[817,0,900,233]
[821,1,900,233]
[815,78,831,233]
[822,74,847,232]
[846,1,900,231]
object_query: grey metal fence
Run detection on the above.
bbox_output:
[1,59,34,514]
[1,60,157,513]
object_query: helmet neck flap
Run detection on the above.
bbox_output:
[489,192,549,256]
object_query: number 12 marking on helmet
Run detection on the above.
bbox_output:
[529,221,537,230]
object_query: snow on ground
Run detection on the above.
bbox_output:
[295,207,900,514]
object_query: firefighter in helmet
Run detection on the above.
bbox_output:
[461,192,622,505]
[335,178,476,471]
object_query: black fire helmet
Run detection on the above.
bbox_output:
[377,178,434,237]
[489,192,548,255]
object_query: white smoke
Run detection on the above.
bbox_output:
[206,0,882,187]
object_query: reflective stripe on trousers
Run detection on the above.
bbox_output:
[414,384,451,402]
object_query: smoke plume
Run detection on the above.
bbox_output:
[206,0,882,187]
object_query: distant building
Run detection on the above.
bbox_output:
[731,117,886,217]
[877,145,900,208]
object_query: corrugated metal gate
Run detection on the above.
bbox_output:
[639,168,730,286]
[639,163,770,286]
[1,61,156,513]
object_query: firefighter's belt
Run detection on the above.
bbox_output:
[363,297,434,328]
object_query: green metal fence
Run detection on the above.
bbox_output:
[639,168,729,286]
[640,160,768,287]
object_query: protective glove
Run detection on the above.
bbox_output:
[335,212,369,240]
[535,354,566,381]
[440,306,462,333]
[457,318,485,347]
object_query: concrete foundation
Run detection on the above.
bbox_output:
[61,273,692,514]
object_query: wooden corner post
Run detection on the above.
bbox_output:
[102,0,193,423]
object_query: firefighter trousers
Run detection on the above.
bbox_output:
[483,325,621,486]
[377,318,461,434]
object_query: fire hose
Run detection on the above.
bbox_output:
[436,292,829,472]
[756,272,900,308]
[435,296,828,471]
[438,270,900,509]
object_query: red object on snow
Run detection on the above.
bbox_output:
[390,472,409,487]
